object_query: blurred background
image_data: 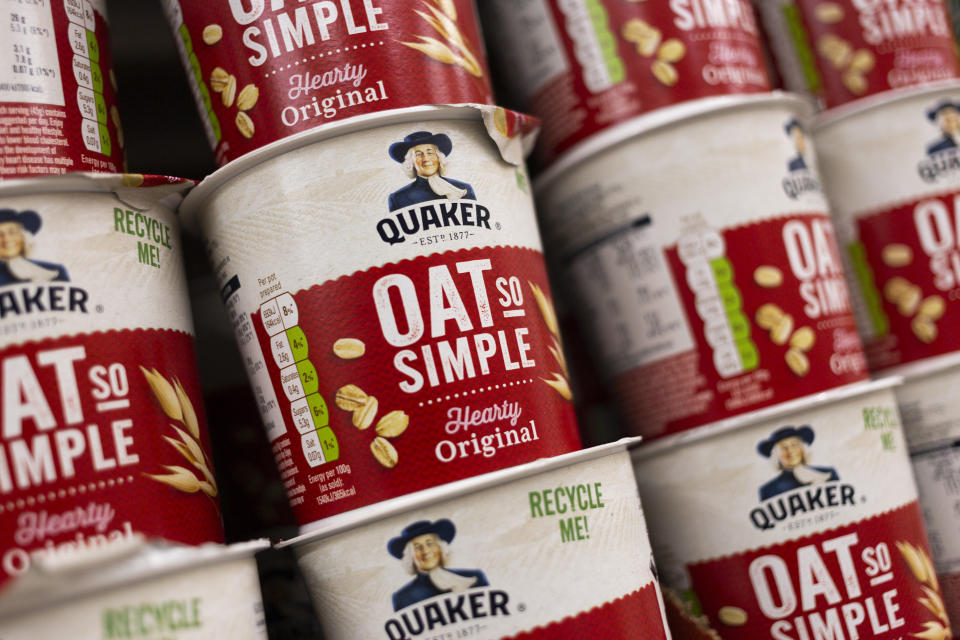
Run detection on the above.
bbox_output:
[107,0,215,179]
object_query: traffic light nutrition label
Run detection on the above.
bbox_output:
[2,0,113,176]
[260,292,340,469]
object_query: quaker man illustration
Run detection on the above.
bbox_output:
[785,118,809,172]
[0,209,69,286]
[926,99,960,154]
[757,425,839,501]
[387,131,477,211]
[388,518,489,611]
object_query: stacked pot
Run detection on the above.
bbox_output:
[10,1,960,639]
[755,0,959,108]
[0,3,270,639]
[812,87,960,640]
[159,1,672,638]
[483,1,957,638]
[750,0,960,635]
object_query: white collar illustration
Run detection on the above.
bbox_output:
[425,174,467,200]
[426,567,477,593]
[5,257,59,282]
[791,465,833,485]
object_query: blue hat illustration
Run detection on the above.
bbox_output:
[389,131,453,163]
[0,209,41,234]
[927,99,960,121]
[388,519,456,559]
[757,425,814,458]
[784,118,803,134]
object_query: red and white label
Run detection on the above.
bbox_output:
[537,95,868,441]
[161,0,493,166]
[0,178,223,588]
[851,191,960,370]
[252,247,581,525]
[292,445,669,639]
[505,585,669,640]
[482,0,770,169]
[1,0,124,178]
[811,85,960,375]
[0,332,224,587]
[687,504,942,639]
[609,214,867,439]
[195,113,581,527]
[795,0,960,108]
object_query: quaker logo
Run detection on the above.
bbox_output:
[917,98,960,182]
[781,118,821,199]
[749,425,857,531]
[377,131,493,245]
[0,209,89,319]
[383,518,511,640]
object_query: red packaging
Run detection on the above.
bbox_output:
[1,0,125,179]
[160,0,494,167]
[0,174,225,589]
[481,0,771,169]
[757,0,960,109]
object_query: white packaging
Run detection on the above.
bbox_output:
[180,105,582,530]
[895,355,960,636]
[282,440,672,640]
[814,81,960,374]
[0,539,269,639]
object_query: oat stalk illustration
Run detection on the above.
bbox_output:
[140,367,218,497]
[897,541,952,639]
[400,0,483,78]
[529,282,572,401]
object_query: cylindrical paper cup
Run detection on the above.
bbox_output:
[536,93,868,441]
[283,440,671,640]
[481,0,771,169]
[181,105,582,531]
[634,379,947,639]
[0,540,269,639]
[160,0,494,166]
[814,81,960,374]
[755,0,960,108]
[0,174,225,587]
